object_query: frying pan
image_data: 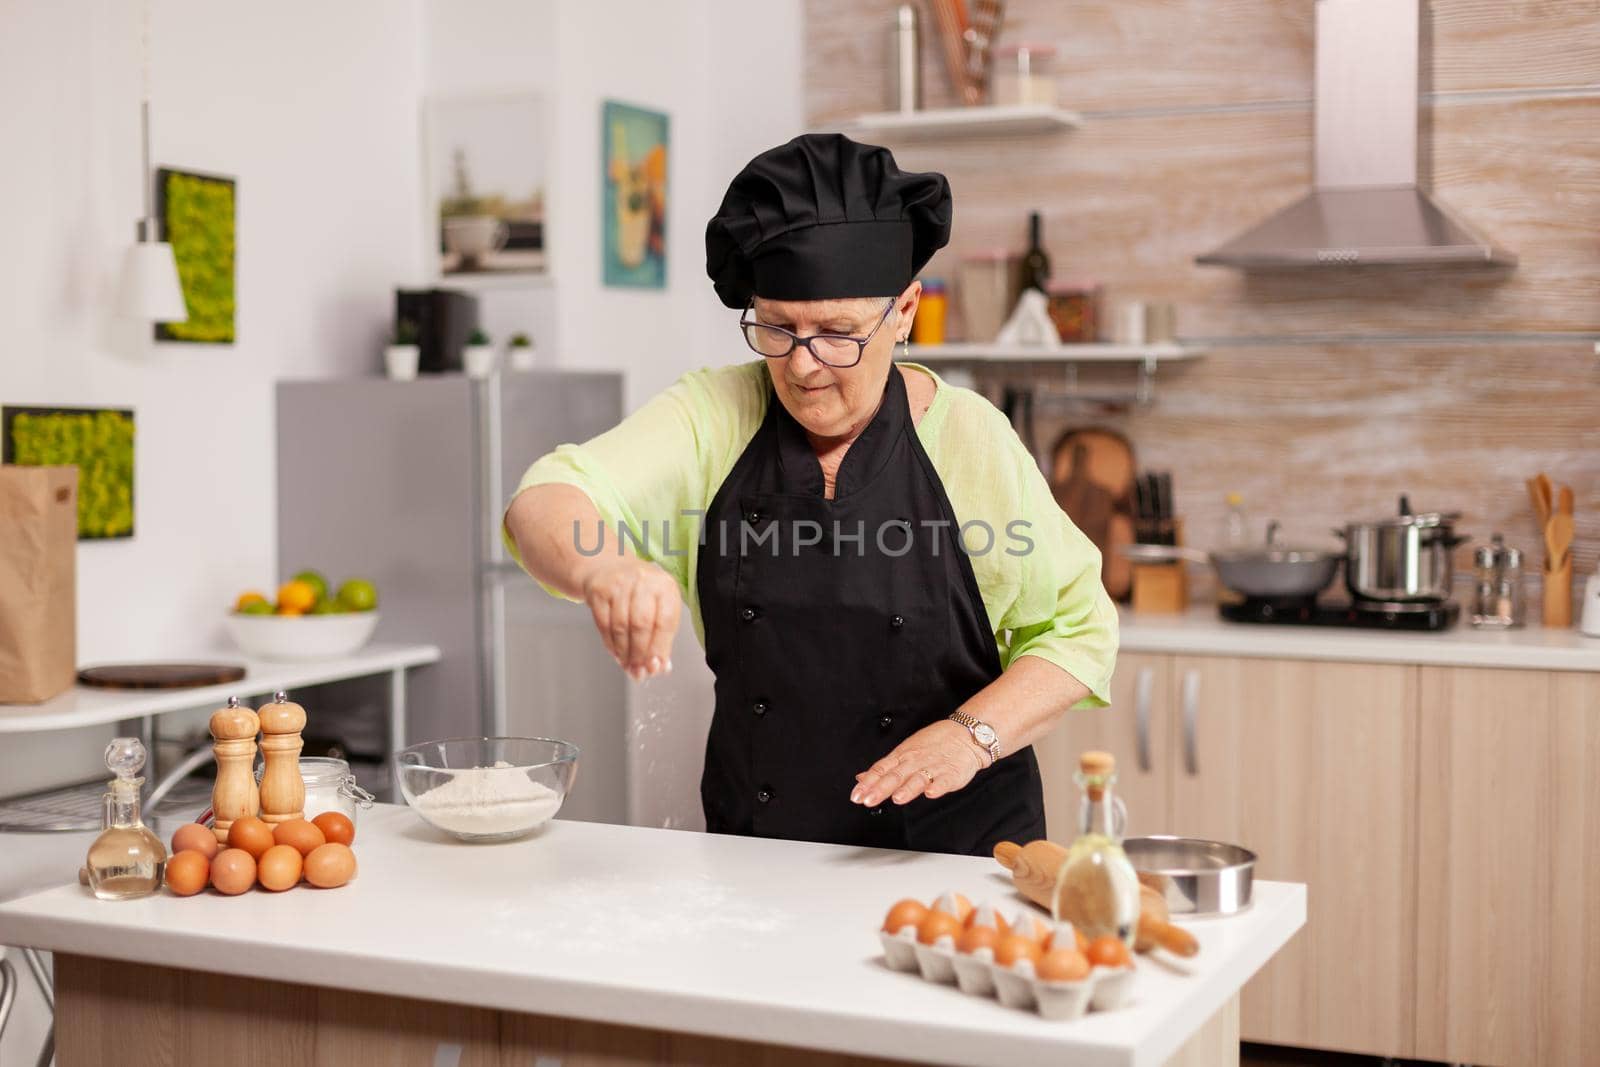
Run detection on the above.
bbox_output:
[1121,521,1342,600]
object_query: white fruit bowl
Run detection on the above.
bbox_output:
[223,612,379,661]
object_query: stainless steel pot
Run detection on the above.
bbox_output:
[1339,495,1468,603]
[1123,835,1256,916]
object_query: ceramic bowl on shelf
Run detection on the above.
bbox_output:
[222,612,379,661]
[395,737,580,843]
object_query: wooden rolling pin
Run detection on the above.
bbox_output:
[994,839,1199,958]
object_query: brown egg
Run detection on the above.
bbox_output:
[881,898,928,935]
[994,934,1045,969]
[1086,935,1133,969]
[932,891,973,924]
[1037,948,1091,982]
[164,851,210,896]
[257,844,304,892]
[171,822,219,859]
[915,909,963,946]
[210,848,256,895]
[273,819,326,857]
[303,842,356,889]
[312,811,355,846]
[227,816,274,860]
[955,924,1002,956]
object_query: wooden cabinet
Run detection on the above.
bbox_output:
[1035,652,1171,840]
[1415,667,1600,1067]
[1040,653,1419,1059]
[1167,657,1418,1057]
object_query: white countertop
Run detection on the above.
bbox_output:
[0,806,1304,1067]
[1119,605,1600,672]
[0,643,441,733]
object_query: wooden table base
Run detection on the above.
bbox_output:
[55,954,1239,1067]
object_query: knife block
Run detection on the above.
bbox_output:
[1130,518,1188,615]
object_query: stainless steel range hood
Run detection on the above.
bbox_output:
[1197,0,1515,269]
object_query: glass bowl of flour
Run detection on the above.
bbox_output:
[395,737,579,842]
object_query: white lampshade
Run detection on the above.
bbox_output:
[117,238,187,322]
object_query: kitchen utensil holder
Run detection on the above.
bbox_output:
[1543,559,1573,629]
[1130,517,1187,614]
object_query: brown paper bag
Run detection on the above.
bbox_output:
[0,466,78,703]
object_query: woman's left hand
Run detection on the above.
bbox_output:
[850,720,984,807]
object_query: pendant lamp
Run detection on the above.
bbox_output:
[116,2,186,323]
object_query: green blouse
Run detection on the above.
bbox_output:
[505,361,1118,707]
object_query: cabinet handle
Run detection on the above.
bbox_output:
[1181,669,1200,775]
[1134,668,1154,773]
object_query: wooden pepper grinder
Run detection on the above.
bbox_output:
[210,696,261,844]
[257,690,307,826]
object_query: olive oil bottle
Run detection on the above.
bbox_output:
[1052,750,1141,946]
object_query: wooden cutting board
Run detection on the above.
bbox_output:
[78,663,247,690]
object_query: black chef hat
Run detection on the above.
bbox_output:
[705,134,952,309]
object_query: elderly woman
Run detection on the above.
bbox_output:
[504,134,1116,856]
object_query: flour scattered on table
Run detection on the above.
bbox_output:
[412,760,563,835]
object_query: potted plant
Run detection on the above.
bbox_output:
[463,327,497,378]
[385,320,420,381]
[506,331,536,371]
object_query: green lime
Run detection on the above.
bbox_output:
[335,578,378,612]
[292,569,329,604]
[309,598,341,615]
[237,600,274,616]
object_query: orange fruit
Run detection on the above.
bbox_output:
[277,579,317,613]
[234,591,268,612]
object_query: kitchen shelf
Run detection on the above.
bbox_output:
[908,342,1206,407]
[908,342,1206,363]
[834,104,1083,141]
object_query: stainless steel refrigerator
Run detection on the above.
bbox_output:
[276,371,627,823]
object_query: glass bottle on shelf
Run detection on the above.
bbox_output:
[1052,750,1141,947]
[1218,492,1249,550]
[1021,211,1051,293]
[85,737,167,901]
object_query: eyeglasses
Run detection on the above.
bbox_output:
[739,299,895,369]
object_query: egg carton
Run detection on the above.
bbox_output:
[878,899,1136,1022]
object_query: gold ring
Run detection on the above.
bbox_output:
[921,769,934,784]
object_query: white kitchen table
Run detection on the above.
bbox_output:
[0,805,1305,1067]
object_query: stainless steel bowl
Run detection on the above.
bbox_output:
[1124,835,1256,916]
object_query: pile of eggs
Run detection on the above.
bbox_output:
[878,892,1135,1021]
[164,812,358,897]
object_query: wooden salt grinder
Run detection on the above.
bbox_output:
[257,690,307,826]
[210,696,261,843]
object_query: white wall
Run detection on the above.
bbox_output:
[0,1,428,1057]
[419,0,803,829]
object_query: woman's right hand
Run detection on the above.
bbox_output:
[580,556,681,680]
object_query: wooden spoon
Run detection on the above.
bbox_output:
[1535,473,1554,523]
[1558,484,1574,517]
[1546,512,1574,571]
[1527,477,1551,528]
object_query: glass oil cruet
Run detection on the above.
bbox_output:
[1051,750,1141,947]
[85,737,167,900]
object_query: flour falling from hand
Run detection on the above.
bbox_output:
[411,760,563,835]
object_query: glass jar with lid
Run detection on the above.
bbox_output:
[993,43,1059,108]
[256,756,375,825]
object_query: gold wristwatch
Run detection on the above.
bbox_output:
[948,711,1000,767]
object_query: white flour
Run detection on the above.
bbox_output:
[412,760,563,835]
